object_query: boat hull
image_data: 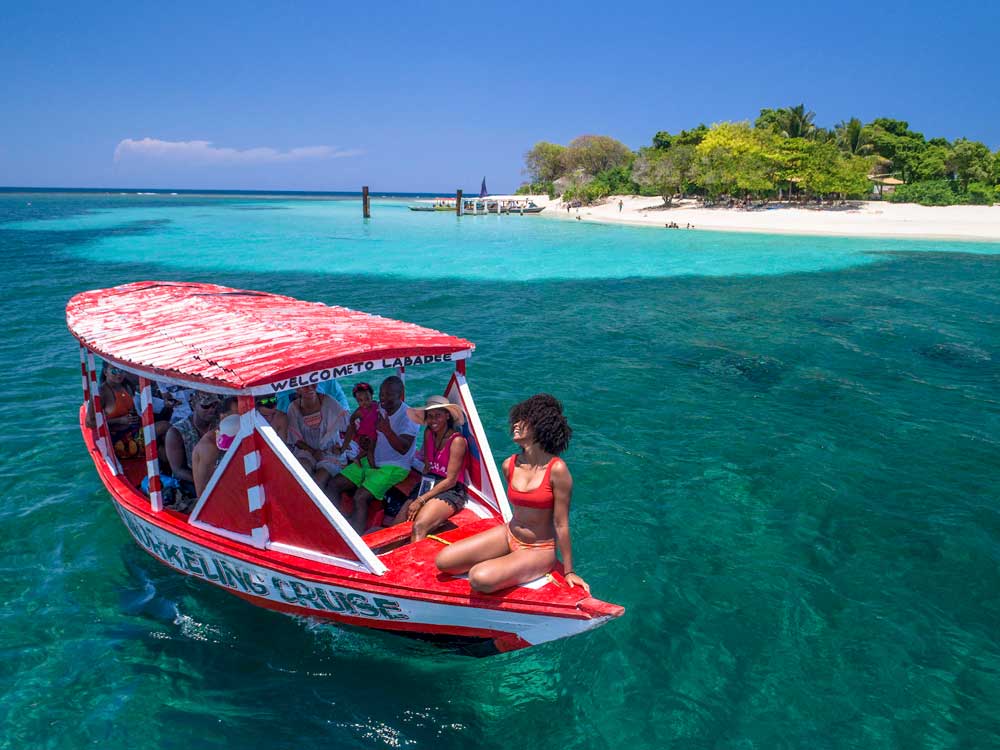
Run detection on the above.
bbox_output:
[82,414,623,654]
[115,502,616,651]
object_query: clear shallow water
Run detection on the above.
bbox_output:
[14,194,1000,281]
[2,192,1000,748]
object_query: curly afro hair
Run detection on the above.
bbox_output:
[509,393,572,455]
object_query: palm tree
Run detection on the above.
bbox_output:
[835,118,872,156]
[783,104,817,139]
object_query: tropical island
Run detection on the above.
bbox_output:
[519,105,1000,207]
[511,106,1000,239]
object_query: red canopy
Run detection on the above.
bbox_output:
[67,282,474,394]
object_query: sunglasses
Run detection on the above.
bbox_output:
[109,367,123,375]
[197,400,220,409]
[256,396,277,407]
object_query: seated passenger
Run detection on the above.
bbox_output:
[435,394,590,594]
[158,383,195,425]
[277,378,349,413]
[395,396,469,542]
[192,413,241,499]
[287,384,348,488]
[339,382,378,467]
[164,391,220,502]
[329,375,419,534]
[93,364,143,459]
[255,393,289,443]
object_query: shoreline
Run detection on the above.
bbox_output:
[527,195,1000,243]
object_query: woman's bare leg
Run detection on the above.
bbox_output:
[468,549,556,593]
[410,498,457,542]
[435,525,509,575]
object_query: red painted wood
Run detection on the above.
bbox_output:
[260,437,359,560]
[195,439,258,535]
[66,282,474,391]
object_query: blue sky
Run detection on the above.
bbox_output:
[3,1,999,193]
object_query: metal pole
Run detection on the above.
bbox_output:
[79,343,91,403]
[139,377,163,512]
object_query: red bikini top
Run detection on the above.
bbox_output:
[506,455,558,510]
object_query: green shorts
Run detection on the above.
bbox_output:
[338,459,410,501]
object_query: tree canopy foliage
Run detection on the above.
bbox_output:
[520,106,999,206]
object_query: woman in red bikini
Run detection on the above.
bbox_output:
[436,394,590,594]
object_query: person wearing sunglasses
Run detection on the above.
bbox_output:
[85,364,144,459]
[164,391,221,501]
[255,394,288,443]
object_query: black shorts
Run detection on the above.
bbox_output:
[431,484,468,512]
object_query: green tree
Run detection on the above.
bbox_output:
[674,124,709,146]
[755,105,817,139]
[948,138,993,189]
[696,122,779,197]
[632,145,698,205]
[652,131,673,150]
[523,142,567,183]
[835,118,872,156]
[912,144,950,181]
[866,118,927,182]
[784,105,817,139]
[564,135,633,175]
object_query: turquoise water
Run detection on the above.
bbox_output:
[3,192,1000,748]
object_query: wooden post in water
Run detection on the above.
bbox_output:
[456,189,463,216]
[362,186,370,218]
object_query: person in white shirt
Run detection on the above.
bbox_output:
[329,375,418,533]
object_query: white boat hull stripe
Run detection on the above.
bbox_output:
[115,504,607,645]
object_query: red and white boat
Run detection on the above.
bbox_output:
[67,281,623,655]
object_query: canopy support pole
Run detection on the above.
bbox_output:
[452,369,512,522]
[86,351,121,476]
[239,396,270,548]
[138,377,163,512]
[78,343,91,404]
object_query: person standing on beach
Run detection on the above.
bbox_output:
[618,199,623,213]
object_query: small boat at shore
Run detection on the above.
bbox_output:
[67,282,623,655]
[461,199,546,215]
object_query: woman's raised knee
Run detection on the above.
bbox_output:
[435,547,461,574]
[468,565,500,594]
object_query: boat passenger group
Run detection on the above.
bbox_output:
[87,364,590,593]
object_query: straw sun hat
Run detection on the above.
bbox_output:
[406,395,465,426]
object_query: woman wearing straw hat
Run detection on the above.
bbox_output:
[397,395,469,543]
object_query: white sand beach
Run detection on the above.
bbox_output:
[522,195,1000,242]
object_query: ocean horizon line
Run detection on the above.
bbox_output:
[0,186,475,199]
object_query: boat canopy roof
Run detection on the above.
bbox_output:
[67,282,475,394]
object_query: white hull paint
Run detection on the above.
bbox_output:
[115,503,610,647]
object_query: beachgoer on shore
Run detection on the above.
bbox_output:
[435,394,589,594]
[618,199,623,213]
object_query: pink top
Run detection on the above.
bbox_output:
[355,402,378,440]
[424,431,466,484]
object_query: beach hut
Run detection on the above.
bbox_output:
[869,175,904,199]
